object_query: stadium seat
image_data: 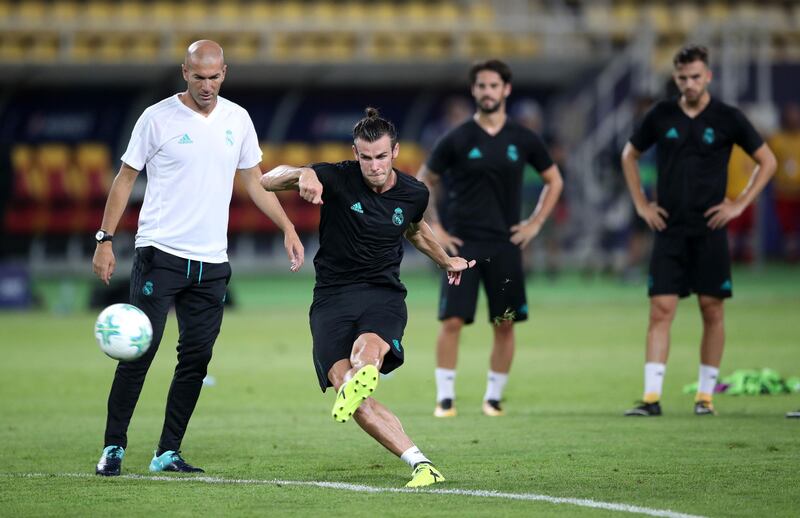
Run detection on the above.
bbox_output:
[706,1,731,23]
[151,0,177,24]
[51,1,79,22]
[245,1,274,23]
[227,34,260,62]
[260,143,282,172]
[316,142,352,164]
[28,33,59,63]
[369,33,414,60]
[10,145,42,202]
[84,0,114,23]
[394,141,424,175]
[15,1,45,22]
[279,143,315,168]
[118,0,145,26]
[0,33,25,62]
[467,1,495,25]
[340,1,367,24]
[75,143,112,202]
[37,144,72,202]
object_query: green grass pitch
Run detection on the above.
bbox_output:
[0,267,798,516]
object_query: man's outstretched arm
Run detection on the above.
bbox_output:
[261,165,323,205]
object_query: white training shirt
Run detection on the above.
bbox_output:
[121,94,262,263]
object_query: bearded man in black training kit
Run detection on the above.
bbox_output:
[621,45,776,417]
[417,59,564,418]
[261,108,475,488]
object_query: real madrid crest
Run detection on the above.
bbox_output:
[392,207,404,226]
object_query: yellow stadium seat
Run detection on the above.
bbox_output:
[467,1,495,24]
[96,35,127,62]
[0,34,26,62]
[152,1,177,24]
[260,144,282,171]
[213,1,243,24]
[12,145,34,173]
[85,0,114,23]
[369,33,413,60]
[270,33,294,62]
[310,1,339,26]
[706,1,730,23]
[319,33,356,61]
[15,1,46,21]
[611,1,638,36]
[644,4,673,35]
[76,143,111,172]
[431,2,460,27]
[275,1,305,24]
[118,0,145,25]
[373,2,399,27]
[38,144,71,173]
[512,34,540,58]
[394,141,424,174]
[129,34,160,62]
[246,1,274,22]
[316,142,352,164]
[51,1,79,22]
[182,0,209,23]
[341,1,367,23]
[467,33,506,59]
[28,33,59,62]
[402,1,433,26]
[416,33,452,60]
[227,34,260,62]
[279,143,315,167]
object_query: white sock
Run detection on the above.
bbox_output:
[435,368,456,402]
[643,362,666,402]
[483,370,508,402]
[400,446,430,468]
[697,364,719,398]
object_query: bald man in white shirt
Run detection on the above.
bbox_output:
[93,40,304,476]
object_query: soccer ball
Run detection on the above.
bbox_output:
[94,303,153,361]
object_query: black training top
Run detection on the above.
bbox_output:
[311,160,429,292]
[426,119,554,242]
[630,97,764,234]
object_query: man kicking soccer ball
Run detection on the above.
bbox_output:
[261,107,475,488]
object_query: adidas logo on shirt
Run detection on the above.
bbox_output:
[350,202,364,214]
[178,133,193,144]
[665,128,679,139]
[468,147,482,159]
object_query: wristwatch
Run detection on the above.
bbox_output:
[95,230,113,244]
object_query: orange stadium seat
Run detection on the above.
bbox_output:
[37,144,72,202]
[279,143,315,167]
[316,142,352,164]
[394,141,424,175]
[75,143,112,202]
[260,143,282,172]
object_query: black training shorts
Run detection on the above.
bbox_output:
[309,283,408,392]
[648,229,732,299]
[438,240,528,325]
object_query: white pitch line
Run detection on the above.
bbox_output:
[2,472,707,518]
